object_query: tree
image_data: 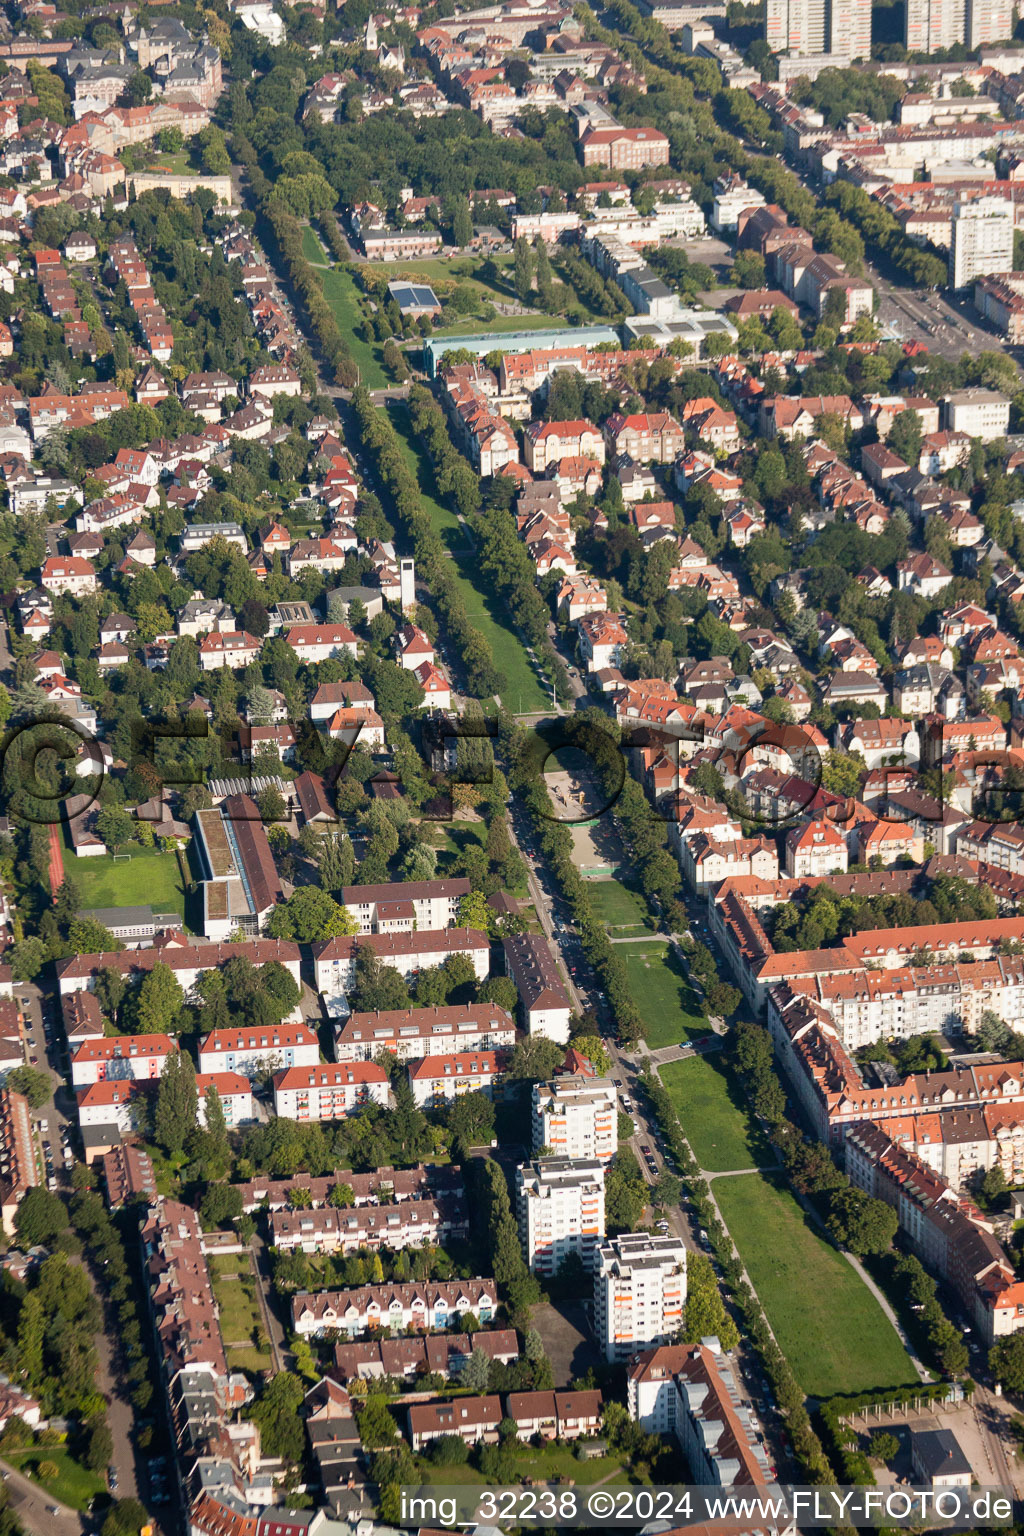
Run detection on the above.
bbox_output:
[447,1090,495,1152]
[478,976,519,1014]
[887,407,923,466]
[85,1420,114,1474]
[457,890,491,933]
[868,1431,900,1463]
[826,1186,897,1256]
[651,1168,682,1207]
[451,197,473,248]
[459,1347,491,1392]
[134,961,184,1035]
[6,1067,51,1109]
[684,1253,738,1351]
[267,887,357,942]
[991,1332,1024,1393]
[15,1186,66,1248]
[154,1050,197,1157]
[200,1184,243,1229]
[513,236,533,303]
[248,1371,305,1463]
[96,806,133,854]
[508,1036,563,1081]
[821,751,864,798]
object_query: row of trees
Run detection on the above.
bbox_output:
[350,389,506,697]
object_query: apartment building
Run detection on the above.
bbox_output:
[337,879,470,934]
[334,1003,516,1063]
[270,1195,465,1254]
[941,389,1011,441]
[594,1233,688,1362]
[290,1278,498,1338]
[408,1051,504,1107]
[523,419,606,473]
[579,125,671,170]
[0,1089,38,1237]
[532,1074,617,1162]
[71,1035,177,1087]
[503,934,573,1042]
[199,1022,319,1080]
[905,0,1013,49]
[603,411,685,463]
[627,1343,777,1493]
[950,196,1014,289]
[846,1121,1024,1345]
[313,930,491,1011]
[271,1062,390,1121]
[56,938,302,997]
[516,1157,606,1276]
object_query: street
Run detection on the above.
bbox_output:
[0,1456,85,1536]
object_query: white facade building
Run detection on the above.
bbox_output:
[532,1075,617,1163]
[271,1062,390,1121]
[950,197,1014,290]
[595,1233,689,1362]
[516,1157,606,1276]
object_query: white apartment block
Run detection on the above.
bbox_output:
[516,1157,606,1276]
[272,1062,390,1121]
[595,1234,688,1362]
[198,1023,320,1080]
[408,1051,503,1107]
[335,1004,517,1063]
[906,0,1012,48]
[627,1344,777,1493]
[71,1035,177,1087]
[313,931,490,1013]
[532,1075,617,1163]
[338,878,469,934]
[950,197,1014,290]
[942,389,1011,441]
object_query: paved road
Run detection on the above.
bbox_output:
[0,1455,84,1536]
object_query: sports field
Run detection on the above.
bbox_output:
[586,879,650,936]
[659,1053,772,1172]
[623,941,705,1048]
[64,845,188,924]
[714,1173,920,1399]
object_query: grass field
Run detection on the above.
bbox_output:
[64,845,189,924]
[587,879,651,937]
[453,555,553,714]
[209,1254,272,1372]
[432,311,571,337]
[320,266,389,388]
[624,941,705,1048]
[387,401,465,552]
[382,404,552,715]
[714,1174,919,1399]
[659,1053,772,1172]
[5,1449,106,1512]
[302,227,329,265]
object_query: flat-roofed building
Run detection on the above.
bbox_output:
[594,1233,688,1361]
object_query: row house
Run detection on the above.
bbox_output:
[290,1278,498,1338]
[271,1194,464,1254]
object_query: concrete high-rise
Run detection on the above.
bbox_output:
[904,0,1011,49]
[595,1234,688,1363]
[950,196,1014,290]
[764,0,869,58]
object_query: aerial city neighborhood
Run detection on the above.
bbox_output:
[8,0,1024,1530]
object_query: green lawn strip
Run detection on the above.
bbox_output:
[5,1449,107,1512]
[713,1173,919,1400]
[64,845,188,924]
[301,226,329,265]
[228,1344,273,1372]
[386,402,465,552]
[452,557,552,713]
[431,312,570,337]
[320,266,388,388]
[623,942,705,1049]
[586,880,653,935]
[658,1053,772,1172]
[382,405,551,714]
